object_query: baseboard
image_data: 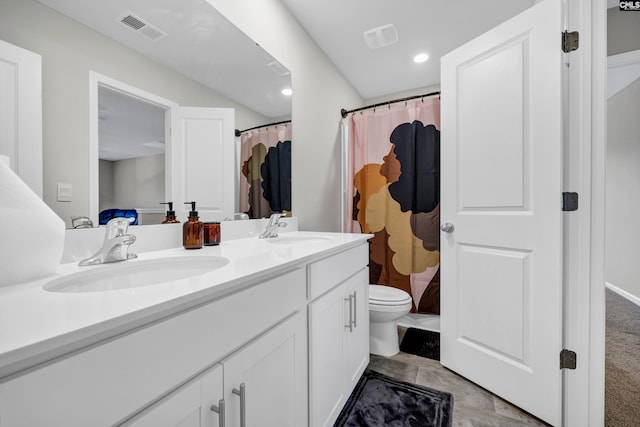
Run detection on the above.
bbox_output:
[605,282,640,307]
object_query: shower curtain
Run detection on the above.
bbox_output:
[346,97,441,314]
[239,124,292,218]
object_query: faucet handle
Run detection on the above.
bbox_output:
[105,217,135,239]
[270,212,284,221]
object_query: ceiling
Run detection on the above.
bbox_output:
[35,0,292,119]
[280,0,536,99]
[35,0,554,159]
[98,87,166,161]
[35,0,292,161]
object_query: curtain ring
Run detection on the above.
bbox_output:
[421,96,424,103]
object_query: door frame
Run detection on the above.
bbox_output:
[0,39,42,197]
[564,0,606,425]
[88,71,178,225]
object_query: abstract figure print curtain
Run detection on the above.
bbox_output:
[239,124,292,218]
[346,98,441,313]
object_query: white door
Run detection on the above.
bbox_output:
[171,107,235,222]
[344,269,369,392]
[440,0,563,425]
[0,39,42,197]
[223,312,307,427]
[309,282,348,427]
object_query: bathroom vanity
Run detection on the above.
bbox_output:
[0,231,371,427]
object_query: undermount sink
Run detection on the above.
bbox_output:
[265,234,334,245]
[44,256,229,293]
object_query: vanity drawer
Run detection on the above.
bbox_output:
[0,268,305,427]
[307,243,369,300]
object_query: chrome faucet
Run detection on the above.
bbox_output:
[259,213,287,238]
[78,217,137,266]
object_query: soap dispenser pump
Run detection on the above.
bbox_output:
[160,202,180,224]
[183,201,203,249]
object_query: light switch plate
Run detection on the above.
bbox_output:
[57,183,72,202]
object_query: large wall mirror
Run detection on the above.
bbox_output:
[1,0,291,228]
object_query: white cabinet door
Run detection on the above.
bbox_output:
[440,0,563,424]
[170,107,235,222]
[309,281,349,427]
[0,39,42,197]
[125,364,224,427]
[344,269,369,392]
[308,267,369,427]
[223,312,307,427]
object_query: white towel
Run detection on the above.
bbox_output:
[0,158,65,286]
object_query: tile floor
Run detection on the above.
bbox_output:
[366,328,550,427]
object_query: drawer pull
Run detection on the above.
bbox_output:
[210,398,225,427]
[345,294,354,332]
[232,383,246,427]
[352,291,357,328]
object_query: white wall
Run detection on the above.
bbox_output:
[209,0,364,231]
[0,0,268,227]
[606,77,640,299]
[606,8,640,300]
[608,8,640,56]
[98,160,115,210]
[111,154,165,211]
[363,84,441,106]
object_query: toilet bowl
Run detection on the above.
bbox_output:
[369,285,413,356]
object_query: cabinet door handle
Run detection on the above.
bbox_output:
[352,291,357,329]
[345,294,354,332]
[232,383,246,427]
[210,398,225,427]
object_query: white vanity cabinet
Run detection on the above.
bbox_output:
[307,245,370,427]
[0,237,372,427]
[125,312,306,427]
[0,268,306,427]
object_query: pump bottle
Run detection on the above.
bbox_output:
[160,202,180,224]
[183,201,203,249]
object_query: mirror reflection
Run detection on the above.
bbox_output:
[0,0,291,228]
[98,86,167,225]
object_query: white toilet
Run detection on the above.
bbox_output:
[369,285,413,356]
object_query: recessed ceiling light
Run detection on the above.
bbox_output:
[281,88,292,96]
[413,53,429,63]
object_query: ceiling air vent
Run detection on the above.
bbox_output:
[118,12,166,41]
[363,24,398,49]
[267,60,290,76]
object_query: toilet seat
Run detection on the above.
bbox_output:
[369,285,412,306]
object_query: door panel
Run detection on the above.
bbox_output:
[344,269,369,391]
[171,107,234,221]
[0,39,42,197]
[308,284,347,427]
[440,0,563,424]
[223,312,307,427]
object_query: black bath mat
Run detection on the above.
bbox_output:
[400,328,440,361]
[334,369,453,427]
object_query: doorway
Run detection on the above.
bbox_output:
[604,9,640,422]
[97,85,167,225]
[88,72,178,226]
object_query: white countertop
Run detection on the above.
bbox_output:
[0,231,371,380]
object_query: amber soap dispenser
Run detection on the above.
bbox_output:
[183,201,203,249]
[160,202,180,224]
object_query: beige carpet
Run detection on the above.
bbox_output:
[605,289,640,426]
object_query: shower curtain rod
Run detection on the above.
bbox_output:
[340,91,440,118]
[235,120,292,137]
